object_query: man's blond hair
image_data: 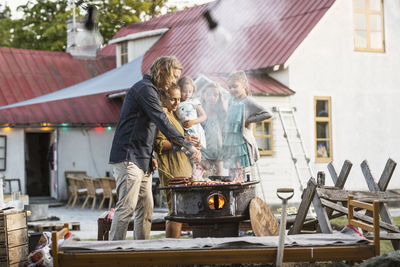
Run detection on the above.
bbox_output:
[149,56,183,88]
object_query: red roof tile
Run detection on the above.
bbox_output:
[0,48,115,107]
[111,0,335,76]
[0,91,122,125]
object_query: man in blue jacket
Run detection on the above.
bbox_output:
[109,56,200,240]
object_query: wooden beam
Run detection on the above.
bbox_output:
[378,158,396,191]
[320,198,400,233]
[326,160,353,217]
[361,159,400,250]
[288,178,317,235]
[316,187,397,202]
[312,193,333,233]
[56,245,376,267]
[327,162,338,184]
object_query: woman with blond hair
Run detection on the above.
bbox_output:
[109,56,201,241]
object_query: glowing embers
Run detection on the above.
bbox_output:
[207,193,225,210]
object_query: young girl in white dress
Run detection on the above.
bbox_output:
[176,76,207,149]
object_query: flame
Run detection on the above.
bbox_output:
[208,194,225,210]
[218,195,225,209]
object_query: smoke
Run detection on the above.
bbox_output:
[195,0,285,75]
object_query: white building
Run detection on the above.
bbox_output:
[1,0,399,205]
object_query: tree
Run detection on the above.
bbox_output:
[11,0,70,51]
[6,0,175,52]
[0,4,13,47]
[82,0,176,45]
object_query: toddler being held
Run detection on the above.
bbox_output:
[176,76,207,149]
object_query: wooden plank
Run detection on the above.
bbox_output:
[316,187,397,202]
[378,158,396,191]
[335,160,353,188]
[6,212,26,231]
[288,178,317,235]
[7,245,28,265]
[320,198,400,232]
[365,232,400,240]
[326,160,352,218]
[327,162,338,184]
[312,193,332,233]
[56,245,376,267]
[7,228,28,248]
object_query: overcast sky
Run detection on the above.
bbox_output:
[1,0,214,19]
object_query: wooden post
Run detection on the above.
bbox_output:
[288,178,317,235]
[361,159,399,250]
[326,160,353,217]
[312,192,333,233]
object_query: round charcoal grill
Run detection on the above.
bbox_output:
[160,180,258,238]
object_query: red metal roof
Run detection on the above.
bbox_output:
[0,91,123,125]
[0,47,115,107]
[206,73,295,96]
[98,44,116,58]
[111,0,335,76]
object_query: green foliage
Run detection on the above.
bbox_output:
[88,0,174,45]
[1,0,175,52]
[0,4,13,47]
[11,0,69,51]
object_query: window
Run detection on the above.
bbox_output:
[0,135,6,170]
[120,42,128,65]
[253,119,273,155]
[353,0,385,52]
[314,97,332,162]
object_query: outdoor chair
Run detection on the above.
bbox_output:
[81,177,103,210]
[97,177,117,210]
[64,171,87,207]
[66,177,88,208]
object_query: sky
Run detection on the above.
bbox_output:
[1,0,214,19]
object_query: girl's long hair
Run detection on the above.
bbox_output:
[201,82,226,123]
[228,70,251,96]
[177,76,196,92]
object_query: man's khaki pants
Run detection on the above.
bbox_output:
[110,161,153,240]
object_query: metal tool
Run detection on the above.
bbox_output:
[276,188,294,267]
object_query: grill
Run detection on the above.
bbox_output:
[160,180,258,237]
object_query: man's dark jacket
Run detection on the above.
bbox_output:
[109,74,191,172]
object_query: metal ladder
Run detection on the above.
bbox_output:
[273,107,313,192]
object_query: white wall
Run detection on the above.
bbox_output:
[286,0,400,191]
[250,95,309,204]
[0,128,25,193]
[57,128,115,200]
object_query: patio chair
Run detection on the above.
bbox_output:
[81,177,103,210]
[97,177,117,210]
[64,171,87,205]
[66,177,88,208]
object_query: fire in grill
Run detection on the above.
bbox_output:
[160,179,258,238]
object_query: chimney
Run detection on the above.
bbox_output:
[66,17,103,59]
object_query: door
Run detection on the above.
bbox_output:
[25,132,51,196]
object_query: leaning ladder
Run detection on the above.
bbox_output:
[273,107,313,192]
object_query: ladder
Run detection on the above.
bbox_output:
[273,107,313,192]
